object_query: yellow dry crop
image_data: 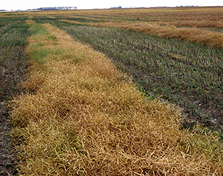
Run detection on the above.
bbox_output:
[25,19,35,25]
[10,23,223,175]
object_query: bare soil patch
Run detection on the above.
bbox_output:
[0,45,27,175]
[0,101,17,176]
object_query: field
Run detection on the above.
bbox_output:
[0,6,223,175]
[28,7,223,130]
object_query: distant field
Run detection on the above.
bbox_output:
[0,7,223,175]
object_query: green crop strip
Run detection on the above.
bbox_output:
[29,23,50,35]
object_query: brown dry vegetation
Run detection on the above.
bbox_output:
[58,19,86,25]
[9,23,223,175]
[158,20,223,28]
[25,19,35,25]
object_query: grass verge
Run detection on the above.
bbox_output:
[9,22,223,175]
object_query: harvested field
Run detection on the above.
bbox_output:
[0,7,222,175]
[9,22,223,175]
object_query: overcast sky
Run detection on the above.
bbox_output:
[1,0,223,11]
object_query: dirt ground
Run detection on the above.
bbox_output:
[0,101,18,175]
[0,46,26,175]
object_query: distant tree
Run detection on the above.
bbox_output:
[36,6,77,11]
[110,6,122,9]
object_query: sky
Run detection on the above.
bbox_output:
[0,0,223,11]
